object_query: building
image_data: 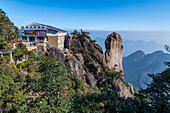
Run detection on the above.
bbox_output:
[18,23,67,50]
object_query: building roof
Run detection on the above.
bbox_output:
[27,22,67,32]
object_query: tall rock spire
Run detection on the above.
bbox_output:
[105,32,124,73]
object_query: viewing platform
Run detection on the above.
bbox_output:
[18,23,68,50]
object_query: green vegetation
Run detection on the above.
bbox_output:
[24,57,73,112]
[0,55,10,64]
[0,65,28,112]
[71,29,91,40]
[0,45,85,112]
[0,9,18,49]
[71,63,170,112]
[13,43,35,64]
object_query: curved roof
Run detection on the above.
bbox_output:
[26,22,67,32]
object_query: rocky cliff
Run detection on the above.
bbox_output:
[49,33,105,86]
[105,32,124,72]
[47,32,134,98]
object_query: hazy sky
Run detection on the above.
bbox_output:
[1,0,170,44]
[88,30,170,44]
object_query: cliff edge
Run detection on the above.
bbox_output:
[47,31,134,98]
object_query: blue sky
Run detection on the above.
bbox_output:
[1,0,170,45]
[1,0,170,31]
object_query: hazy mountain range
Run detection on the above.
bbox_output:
[85,30,169,56]
[91,38,166,57]
[122,40,166,56]
[123,50,170,89]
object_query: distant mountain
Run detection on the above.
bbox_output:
[123,50,170,89]
[68,30,169,57]
[122,40,166,56]
[90,39,166,57]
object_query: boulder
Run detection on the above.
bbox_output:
[48,47,66,64]
[114,79,134,98]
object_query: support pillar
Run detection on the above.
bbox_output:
[10,51,14,62]
[27,36,29,42]
[35,36,37,42]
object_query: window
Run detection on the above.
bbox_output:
[30,26,32,28]
[26,26,28,28]
[42,26,44,29]
[38,26,40,28]
[34,26,36,28]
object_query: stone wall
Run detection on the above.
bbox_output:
[57,36,65,50]
[47,36,65,50]
[47,36,58,48]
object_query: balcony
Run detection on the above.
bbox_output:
[37,39,44,43]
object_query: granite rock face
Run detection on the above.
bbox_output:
[69,53,86,82]
[48,47,66,64]
[65,34,106,67]
[115,79,134,98]
[105,32,124,72]
[49,34,104,86]
[47,32,134,98]
[48,48,87,83]
[65,34,105,85]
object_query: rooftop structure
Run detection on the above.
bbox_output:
[18,22,67,50]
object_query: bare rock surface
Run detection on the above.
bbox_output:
[115,79,134,98]
[65,34,106,67]
[69,53,86,82]
[48,47,66,64]
[47,32,134,98]
[105,32,124,72]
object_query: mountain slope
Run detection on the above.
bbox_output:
[48,32,134,98]
[123,50,170,88]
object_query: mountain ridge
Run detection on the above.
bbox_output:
[123,50,170,88]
